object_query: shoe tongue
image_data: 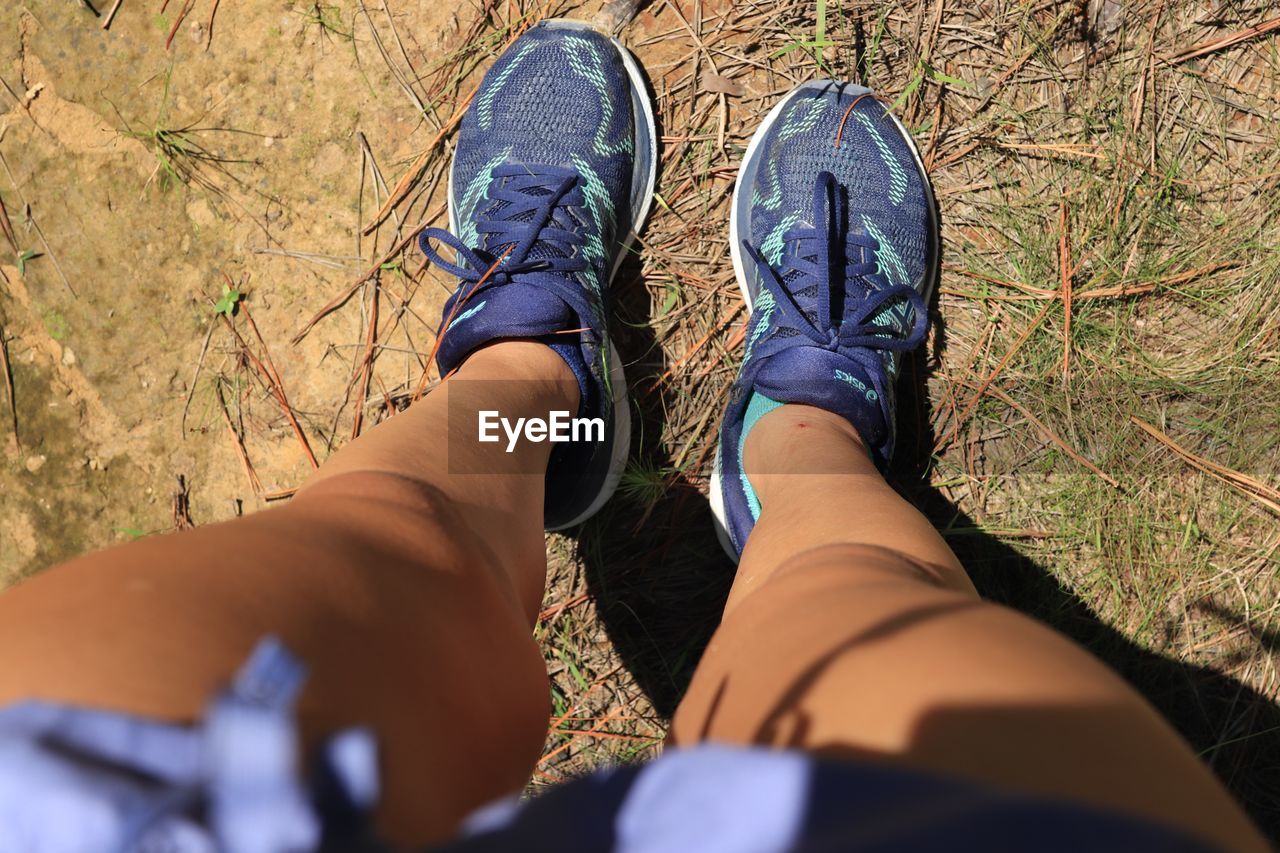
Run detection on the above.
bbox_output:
[751,346,888,451]
[435,283,576,375]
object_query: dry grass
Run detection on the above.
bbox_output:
[294,0,1280,836]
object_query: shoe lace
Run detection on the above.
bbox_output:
[419,163,594,327]
[742,171,927,365]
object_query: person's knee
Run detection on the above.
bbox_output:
[291,471,488,557]
[752,542,969,601]
[264,470,533,623]
[295,469,463,527]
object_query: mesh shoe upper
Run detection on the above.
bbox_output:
[450,22,640,299]
[737,84,936,384]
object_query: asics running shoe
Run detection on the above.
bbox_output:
[710,81,939,560]
[419,20,657,529]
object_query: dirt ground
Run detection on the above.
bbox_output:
[3,0,1280,839]
[0,0,461,572]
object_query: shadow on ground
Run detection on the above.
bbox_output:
[574,266,1280,838]
[574,245,737,712]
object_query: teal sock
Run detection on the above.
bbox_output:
[736,392,784,520]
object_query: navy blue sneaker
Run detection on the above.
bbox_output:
[710,82,939,560]
[418,20,657,529]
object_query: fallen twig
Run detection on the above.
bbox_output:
[205,0,221,49]
[997,142,1103,160]
[937,299,1055,451]
[1163,16,1280,65]
[351,280,380,440]
[165,0,197,50]
[102,0,124,29]
[646,304,741,393]
[0,194,17,253]
[972,6,1073,113]
[250,246,357,270]
[181,322,216,435]
[981,384,1118,488]
[538,591,588,624]
[1132,417,1280,516]
[364,96,472,235]
[358,0,429,120]
[0,326,17,447]
[293,202,446,344]
[172,474,194,530]
[216,381,263,495]
[834,93,878,149]
[216,279,319,469]
[236,303,320,469]
[945,261,1238,302]
[1058,201,1072,381]
[0,152,77,297]
[539,707,626,767]
[364,7,548,233]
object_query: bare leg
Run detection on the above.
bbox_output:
[673,404,1266,852]
[0,341,574,847]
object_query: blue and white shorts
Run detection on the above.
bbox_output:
[0,639,1214,852]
